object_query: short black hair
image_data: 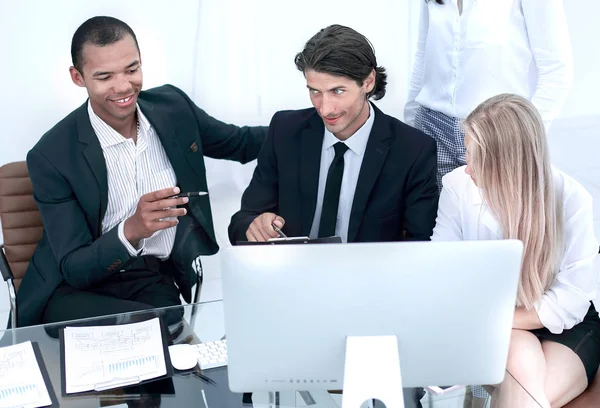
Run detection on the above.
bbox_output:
[294,24,387,101]
[71,16,139,74]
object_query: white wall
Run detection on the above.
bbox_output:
[559,1,600,119]
[0,0,599,317]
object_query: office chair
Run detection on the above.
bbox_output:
[0,161,202,330]
[0,161,42,329]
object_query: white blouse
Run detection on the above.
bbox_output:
[405,0,573,130]
[432,166,599,334]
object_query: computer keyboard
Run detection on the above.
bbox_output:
[192,339,228,369]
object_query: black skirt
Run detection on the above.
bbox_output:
[529,302,600,385]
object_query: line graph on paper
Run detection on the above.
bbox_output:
[64,317,167,394]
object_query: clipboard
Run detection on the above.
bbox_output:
[236,236,342,245]
[31,341,60,408]
[96,377,176,405]
[59,316,174,396]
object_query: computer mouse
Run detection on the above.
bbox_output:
[168,344,197,371]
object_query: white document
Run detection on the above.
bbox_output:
[63,317,167,394]
[0,341,52,408]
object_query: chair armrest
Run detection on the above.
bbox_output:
[0,244,14,282]
[193,269,203,304]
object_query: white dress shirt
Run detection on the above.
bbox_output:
[309,103,375,242]
[432,166,599,334]
[405,0,573,130]
[88,102,178,259]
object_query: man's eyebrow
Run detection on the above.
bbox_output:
[306,85,347,91]
[92,61,140,77]
[93,70,112,77]
[126,60,140,69]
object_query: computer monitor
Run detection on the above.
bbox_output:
[221,240,523,392]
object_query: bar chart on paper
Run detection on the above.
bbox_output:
[0,384,42,407]
[0,341,52,408]
[108,355,158,374]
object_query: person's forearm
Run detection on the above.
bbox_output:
[512,306,544,330]
[60,226,132,289]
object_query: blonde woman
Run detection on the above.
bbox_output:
[431,94,600,407]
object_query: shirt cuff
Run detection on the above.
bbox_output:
[534,298,563,334]
[118,220,144,257]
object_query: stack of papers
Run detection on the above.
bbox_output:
[62,317,167,394]
[0,341,52,408]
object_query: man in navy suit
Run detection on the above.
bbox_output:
[229,25,438,244]
[17,16,267,327]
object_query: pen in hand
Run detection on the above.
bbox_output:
[271,222,287,238]
[171,191,208,198]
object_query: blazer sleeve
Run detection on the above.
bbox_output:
[402,136,439,241]
[27,149,132,290]
[228,113,281,244]
[168,85,267,163]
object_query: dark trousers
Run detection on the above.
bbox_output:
[42,256,182,326]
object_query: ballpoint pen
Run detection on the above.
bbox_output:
[271,222,287,238]
[192,365,217,386]
[172,191,208,198]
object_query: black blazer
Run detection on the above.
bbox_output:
[228,104,438,244]
[17,84,267,327]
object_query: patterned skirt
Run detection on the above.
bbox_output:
[414,106,466,192]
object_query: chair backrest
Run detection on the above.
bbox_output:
[0,161,43,290]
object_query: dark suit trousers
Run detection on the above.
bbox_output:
[42,256,182,326]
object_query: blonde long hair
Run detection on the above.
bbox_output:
[463,94,563,310]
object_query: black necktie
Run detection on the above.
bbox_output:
[318,142,349,238]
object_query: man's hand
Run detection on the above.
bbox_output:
[123,187,189,247]
[246,213,285,242]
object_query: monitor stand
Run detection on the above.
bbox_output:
[342,335,405,408]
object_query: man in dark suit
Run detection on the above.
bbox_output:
[17,16,267,327]
[228,25,438,244]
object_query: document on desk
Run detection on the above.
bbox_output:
[0,341,52,408]
[62,317,167,394]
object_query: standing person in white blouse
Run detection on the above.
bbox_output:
[405,0,573,191]
[432,94,600,407]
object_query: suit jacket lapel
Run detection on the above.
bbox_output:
[300,112,325,235]
[138,99,215,240]
[348,105,391,242]
[76,102,107,237]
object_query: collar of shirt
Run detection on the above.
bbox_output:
[87,100,152,149]
[322,102,375,156]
